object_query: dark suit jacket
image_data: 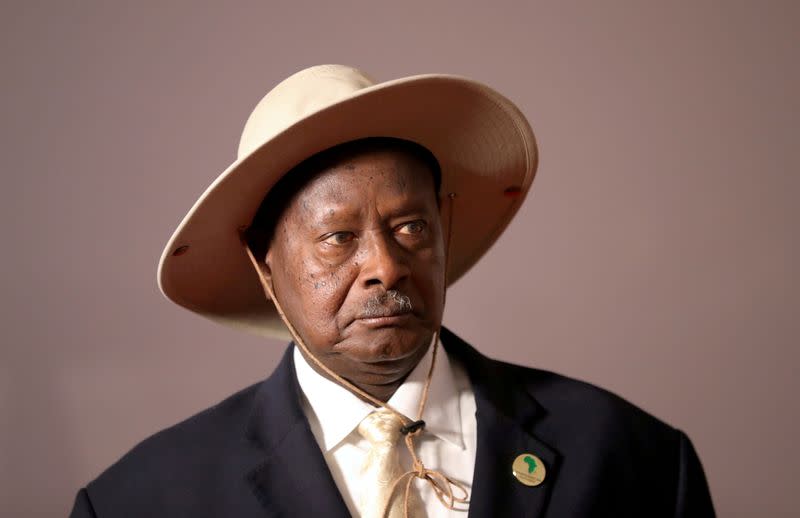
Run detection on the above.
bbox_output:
[70,327,715,517]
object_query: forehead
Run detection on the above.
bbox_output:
[292,148,437,207]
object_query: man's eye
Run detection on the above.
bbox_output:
[321,232,355,245]
[397,220,427,235]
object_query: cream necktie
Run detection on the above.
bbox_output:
[358,409,425,518]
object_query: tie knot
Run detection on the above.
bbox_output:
[358,408,405,445]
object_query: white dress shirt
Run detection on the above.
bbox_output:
[293,339,477,517]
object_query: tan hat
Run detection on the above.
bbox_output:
[157,64,538,339]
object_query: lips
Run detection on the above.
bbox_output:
[356,312,412,326]
[351,307,415,329]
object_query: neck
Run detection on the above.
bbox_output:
[350,375,408,403]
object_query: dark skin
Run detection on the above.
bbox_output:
[259,148,446,402]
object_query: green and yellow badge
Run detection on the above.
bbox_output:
[512,453,546,487]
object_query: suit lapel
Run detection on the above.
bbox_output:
[441,328,560,518]
[244,346,350,518]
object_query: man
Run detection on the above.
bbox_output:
[70,65,715,517]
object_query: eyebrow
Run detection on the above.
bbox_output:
[302,203,360,228]
[306,197,436,228]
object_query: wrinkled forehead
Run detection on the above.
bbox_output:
[290,147,439,209]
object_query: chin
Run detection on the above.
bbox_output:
[345,326,431,364]
[348,352,426,388]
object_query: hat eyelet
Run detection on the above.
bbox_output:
[172,245,190,256]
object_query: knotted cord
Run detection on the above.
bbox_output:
[241,192,467,518]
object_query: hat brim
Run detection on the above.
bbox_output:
[157,74,538,339]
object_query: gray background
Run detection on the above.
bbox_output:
[2,1,797,516]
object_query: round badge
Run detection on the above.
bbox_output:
[512,453,546,487]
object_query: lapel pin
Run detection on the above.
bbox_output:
[512,453,546,487]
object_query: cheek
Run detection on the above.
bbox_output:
[278,254,358,345]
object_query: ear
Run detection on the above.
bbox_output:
[261,248,274,281]
[240,233,273,283]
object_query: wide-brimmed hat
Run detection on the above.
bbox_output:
[157,64,538,339]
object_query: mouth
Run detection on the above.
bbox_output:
[354,308,414,328]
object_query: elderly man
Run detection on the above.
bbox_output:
[70,65,715,517]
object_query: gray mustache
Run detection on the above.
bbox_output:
[361,290,413,318]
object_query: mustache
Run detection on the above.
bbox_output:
[360,290,413,318]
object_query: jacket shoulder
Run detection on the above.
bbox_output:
[498,356,681,451]
[515,360,673,431]
[83,381,262,517]
[443,326,675,439]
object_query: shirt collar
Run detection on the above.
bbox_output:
[293,337,464,452]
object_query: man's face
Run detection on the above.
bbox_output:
[265,147,446,396]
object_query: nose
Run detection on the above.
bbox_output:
[359,231,411,290]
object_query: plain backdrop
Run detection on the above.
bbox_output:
[1,1,797,516]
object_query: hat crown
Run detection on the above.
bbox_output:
[237,64,376,158]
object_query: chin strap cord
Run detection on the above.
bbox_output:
[241,192,467,517]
